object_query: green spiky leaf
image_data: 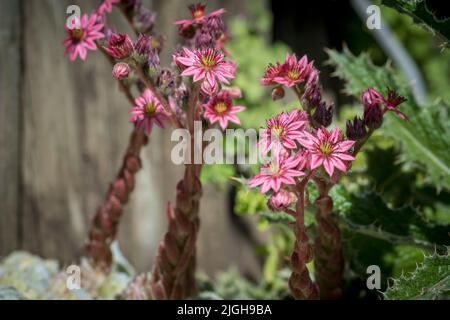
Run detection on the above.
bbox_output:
[327,48,450,190]
[331,186,450,250]
[381,0,450,48]
[384,248,450,299]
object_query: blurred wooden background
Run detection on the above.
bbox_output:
[0,0,263,278]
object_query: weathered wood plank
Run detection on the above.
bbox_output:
[21,0,137,262]
[17,0,262,279]
[0,0,22,257]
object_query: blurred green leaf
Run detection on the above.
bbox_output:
[234,186,268,216]
[327,48,450,191]
[384,248,450,299]
[200,164,236,190]
[381,0,450,47]
[332,186,450,250]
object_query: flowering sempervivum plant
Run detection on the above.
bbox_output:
[250,53,407,299]
[63,1,242,300]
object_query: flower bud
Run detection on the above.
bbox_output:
[363,104,383,130]
[313,102,333,127]
[156,69,176,94]
[205,15,225,39]
[135,34,151,56]
[178,24,196,39]
[271,86,285,101]
[105,33,134,60]
[362,88,384,107]
[268,190,293,212]
[362,88,385,129]
[195,29,215,48]
[346,116,366,140]
[200,80,219,95]
[147,49,160,69]
[112,62,130,80]
[301,68,321,109]
[172,49,188,71]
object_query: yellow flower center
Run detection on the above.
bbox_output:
[288,70,300,80]
[201,56,216,69]
[271,125,284,138]
[193,10,205,19]
[151,38,160,50]
[144,103,157,116]
[320,142,333,155]
[72,28,85,43]
[214,102,228,114]
[268,162,280,176]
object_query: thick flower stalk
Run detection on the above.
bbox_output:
[63,1,163,270]
[64,3,239,293]
[86,128,147,270]
[251,53,408,299]
[289,178,319,299]
[150,11,240,296]
[312,178,343,299]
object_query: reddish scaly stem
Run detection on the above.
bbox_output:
[86,127,148,271]
[310,127,375,298]
[312,177,343,299]
[86,44,147,271]
[150,164,202,299]
[288,177,319,300]
[150,84,203,299]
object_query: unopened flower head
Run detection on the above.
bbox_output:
[135,34,152,56]
[64,14,104,61]
[204,91,245,130]
[112,62,130,80]
[129,89,167,134]
[271,86,285,101]
[298,127,355,178]
[205,14,225,39]
[195,29,216,49]
[105,33,134,60]
[313,102,334,127]
[200,79,220,96]
[346,116,366,140]
[302,68,322,110]
[268,190,294,212]
[362,88,384,129]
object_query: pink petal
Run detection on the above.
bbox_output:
[310,154,323,170]
[335,153,355,161]
[337,140,355,152]
[323,158,334,177]
[331,157,347,172]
